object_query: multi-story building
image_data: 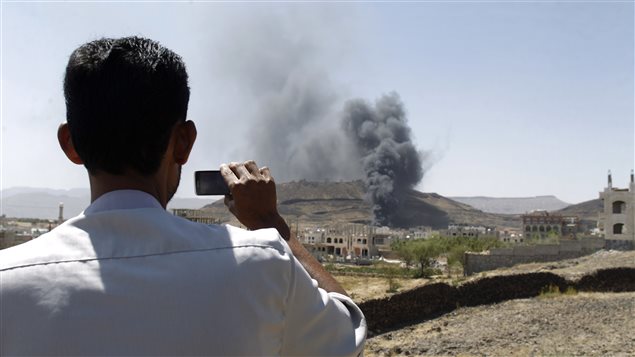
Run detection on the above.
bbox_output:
[498,229,524,244]
[299,224,397,259]
[405,226,434,239]
[598,170,635,241]
[446,224,496,238]
[171,209,220,225]
[522,210,579,240]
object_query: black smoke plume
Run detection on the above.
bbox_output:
[342,93,424,226]
[212,9,425,225]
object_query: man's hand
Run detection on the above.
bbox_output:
[221,160,348,296]
[220,160,290,240]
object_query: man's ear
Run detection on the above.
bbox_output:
[57,123,83,165]
[172,120,197,165]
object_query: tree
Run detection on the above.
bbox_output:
[392,239,441,277]
[392,236,506,277]
[410,239,441,277]
[391,240,414,267]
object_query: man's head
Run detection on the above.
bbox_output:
[59,36,196,205]
[63,36,191,176]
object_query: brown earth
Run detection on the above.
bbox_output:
[355,250,635,356]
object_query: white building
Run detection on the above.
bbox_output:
[598,170,635,241]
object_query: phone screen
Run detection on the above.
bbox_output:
[195,170,231,196]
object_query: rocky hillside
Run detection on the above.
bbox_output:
[554,198,603,231]
[556,198,602,221]
[202,180,520,229]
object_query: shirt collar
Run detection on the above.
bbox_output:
[84,190,163,214]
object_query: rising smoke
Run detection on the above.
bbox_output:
[342,93,424,226]
[213,8,425,225]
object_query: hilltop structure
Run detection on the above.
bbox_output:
[598,170,635,242]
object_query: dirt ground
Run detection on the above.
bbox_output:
[336,275,431,303]
[365,292,635,356]
[339,250,635,303]
[336,250,635,356]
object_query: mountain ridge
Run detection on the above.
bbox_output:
[0,187,214,220]
[450,195,571,214]
[2,185,602,230]
[202,180,521,229]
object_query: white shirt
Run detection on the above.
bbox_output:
[0,190,366,356]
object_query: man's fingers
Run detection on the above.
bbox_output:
[235,165,252,180]
[220,164,239,187]
[228,161,253,181]
[260,166,272,180]
[244,160,263,179]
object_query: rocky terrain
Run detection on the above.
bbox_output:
[201,180,521,229]
[365,292,635,356]
[361,251,635,356]
[556,198,603,221]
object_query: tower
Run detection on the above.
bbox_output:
[58,202,64,224]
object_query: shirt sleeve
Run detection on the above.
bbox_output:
[280,255,367,356]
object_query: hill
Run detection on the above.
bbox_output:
[450,195,570,214]
[555,198,602,222]
[1,189,91,220]
[202,180,519,229]
[554,198,603,231]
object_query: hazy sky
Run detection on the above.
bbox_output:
[1,1,633,204]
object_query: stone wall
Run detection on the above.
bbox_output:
[464,238,606,276]
[358,268,635,334]
[359,283,457,333]
[605,239,635,251]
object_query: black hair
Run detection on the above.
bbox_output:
[63,36,190,175]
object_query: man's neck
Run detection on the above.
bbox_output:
[89,171,168,209]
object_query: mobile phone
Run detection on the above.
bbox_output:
[195,170,231,196]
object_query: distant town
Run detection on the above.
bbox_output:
[2,171,634,273]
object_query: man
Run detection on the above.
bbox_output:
[0,36,366,356]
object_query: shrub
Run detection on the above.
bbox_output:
[539,284,578,298]
[386,276,401,293]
